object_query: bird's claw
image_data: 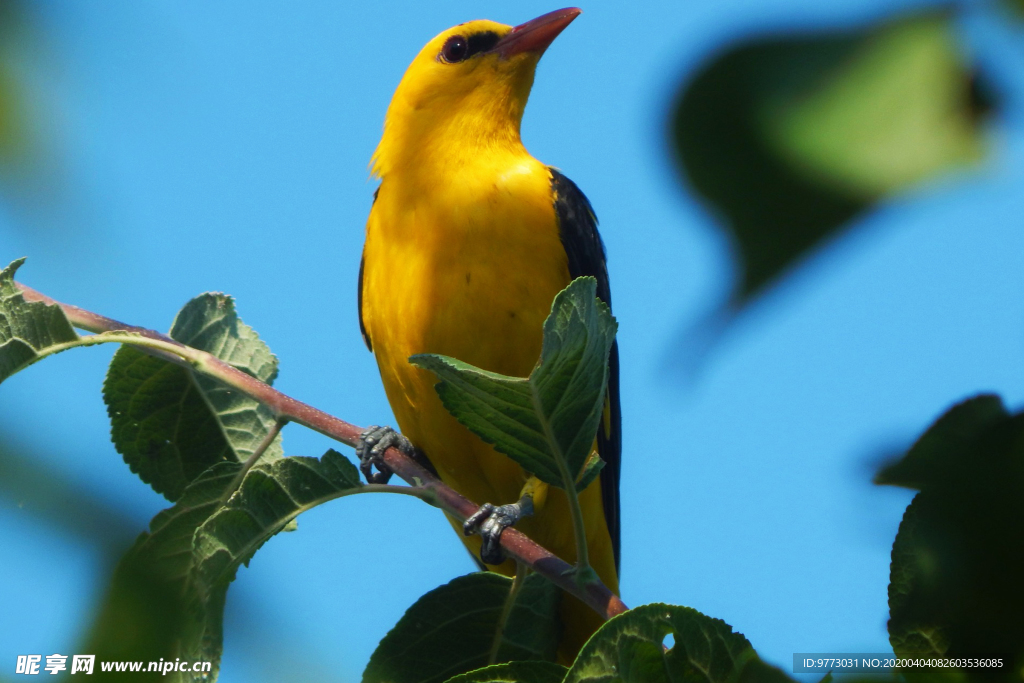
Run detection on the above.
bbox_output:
[463,499,531,566]
[356,425,415,485]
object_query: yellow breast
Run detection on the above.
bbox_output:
[361,151,569,501]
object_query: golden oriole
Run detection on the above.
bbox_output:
[356,7,620,659]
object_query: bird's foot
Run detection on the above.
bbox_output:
[462,496,534,566]
[356,425,415,485]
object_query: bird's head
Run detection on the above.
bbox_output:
[371,8,581,178]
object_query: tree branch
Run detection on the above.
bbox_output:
[15,282,629,622]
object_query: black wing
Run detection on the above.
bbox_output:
[550,169,621,573]
[358,254,371,351]
[358,188,380,353]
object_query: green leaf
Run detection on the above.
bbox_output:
[363,572,562,683]
[882,396,1024,675]
[443,662,568,683]
[411,277,617,489]
[564,603,755,683]
[85,448,363,682]
[670,11,989,303]
[887,496,950,661]
[0,258,80,383]
[104,292,283,501]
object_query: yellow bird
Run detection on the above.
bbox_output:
[356,7,620,659]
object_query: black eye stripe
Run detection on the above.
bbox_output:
[465,31,500,58]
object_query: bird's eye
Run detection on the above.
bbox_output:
[440,35,469,63]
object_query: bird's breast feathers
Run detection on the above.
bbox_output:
[362,159,570,383]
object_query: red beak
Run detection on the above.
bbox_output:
[492,7,581,59]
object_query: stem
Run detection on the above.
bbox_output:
[209,481,438,588]
[223,417,288,502]
[14,282,629,621]
[529,384,592,584]
[306,482,437,511]
[12,331,203,372]
[489,562,528,665]
[295,482,438,518]
[360,483,437,500]
[561,458,591,584]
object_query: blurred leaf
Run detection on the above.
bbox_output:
[104,293,283,501]
[733,658,800,683]
[0,0,29,168]
[411,277,617,490]
[443,662,568,683]
[86,449,363,682]
[1002,0,1024,21]
[876,394,1008,489]
[83,462,240,683]
[879,396,1024,677]
[0,433,138,551]
[671,10,990,302]
[0,258,80,382]
[0,61,24,164]
[765,16,984,196]
[363,572,562,683]
[564,603,755,683]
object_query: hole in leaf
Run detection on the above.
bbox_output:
[663,632,675,651]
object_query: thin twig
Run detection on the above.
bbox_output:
[559,450,592,586]
[530,385,593,586]
[15,282,629,622]
[489,562,528,665]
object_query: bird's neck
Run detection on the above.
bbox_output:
[372,92,529,181]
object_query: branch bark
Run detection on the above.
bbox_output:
[15,282,629,622]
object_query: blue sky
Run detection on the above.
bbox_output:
[2,1,1023,681]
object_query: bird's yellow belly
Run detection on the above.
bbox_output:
[363,178,568,507]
